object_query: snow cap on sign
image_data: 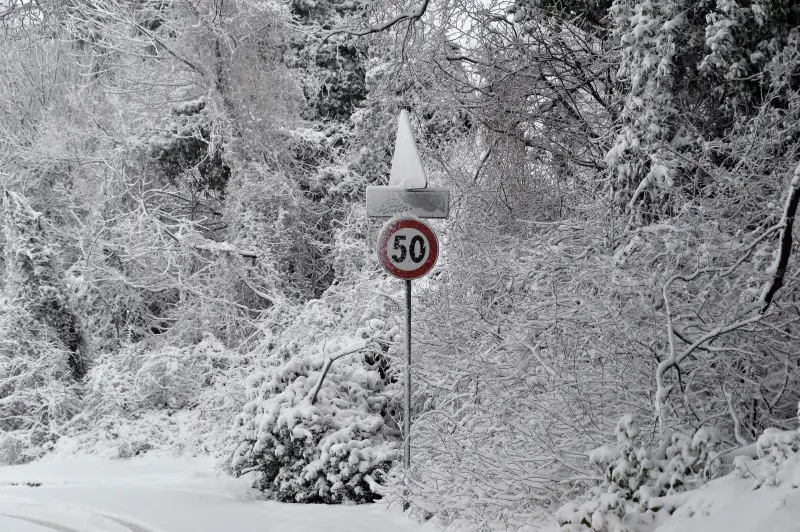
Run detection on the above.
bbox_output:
[388,109,427,190]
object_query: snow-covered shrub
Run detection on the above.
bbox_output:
[225,162,336,302]
[557,494,630,532]
[3,191,84,378]
[0,191,84,463]
[0,307,82,464]
[645,428,722,500]
[85,333,234,412]
[66,333,249,457]
[330,204,374,281]
[756,427,800,467]
[400,210,664,528]
[135,344,210,410]
[557,416,721,532]
[749,427,800,489]
[607,416,651,500]
[557,417,650,532]
[229,281,402,504]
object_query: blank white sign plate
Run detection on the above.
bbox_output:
[366,186,450,219]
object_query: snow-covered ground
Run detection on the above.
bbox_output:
[652,454,800,532]
[0,455,437,532]
[3,451,800,532]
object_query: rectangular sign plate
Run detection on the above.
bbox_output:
[366,186,450,219]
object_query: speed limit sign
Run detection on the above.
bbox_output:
[377,217,439,280]
[368,111,450,475]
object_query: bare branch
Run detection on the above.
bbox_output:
[241,277,275,306]
[131,20,206,77]
[324,0,430,39]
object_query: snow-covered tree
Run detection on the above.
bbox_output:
[229,277,402,503]
[0,191,83,463]
[344,0,800,527]
[2,0,800,528]
[3,191,84,379]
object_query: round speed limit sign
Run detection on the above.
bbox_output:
[377,217,439,280]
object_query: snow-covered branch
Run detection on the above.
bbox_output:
[310,339,371,404]
[759,165,800,313]
[324,0,430,38]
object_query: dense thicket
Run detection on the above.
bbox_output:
[379,0,800,527]
[0,0,799,528]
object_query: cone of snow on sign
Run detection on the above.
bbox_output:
[388,110,427,190]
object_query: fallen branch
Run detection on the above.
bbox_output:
[310,339,371,404]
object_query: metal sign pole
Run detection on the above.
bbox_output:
[404,278,412,469]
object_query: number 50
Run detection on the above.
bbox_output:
[391,234,426,264]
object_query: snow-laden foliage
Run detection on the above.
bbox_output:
[747,426,800,490]
[556,416,721,532]
[3,191,84,377]
[0,306,82,464]
[230,279,402,503]
[0,191,83,463]
[2,0,800,528]
[376,1,800,527]
[398,205,669,527]
[84,333,241,414]
[62,333,249,458]
[606,0,687,216]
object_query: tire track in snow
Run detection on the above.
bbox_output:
[0,508,160,532]
[0,512,82,532]
[104,515,155,532]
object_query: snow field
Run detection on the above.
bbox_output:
[0,455,437,532]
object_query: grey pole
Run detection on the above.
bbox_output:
[404,278,412,469]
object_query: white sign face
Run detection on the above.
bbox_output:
[366,186,450,218]
[384,226,431,272]
[376,217,439,280]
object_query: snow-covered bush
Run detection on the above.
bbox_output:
[64,333,249,457]
[400,208,663,528]
[3,191,84,378]
[757,428,800,467]
[0,191,84,463]
[557,416,721,532]
[229,279,402,504]
[643,428,721,502]
[746,427,800,489]
[557,417,650,532]
[0,307,82,464]
[85,333,236,413]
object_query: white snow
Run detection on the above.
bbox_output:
[388,110,428,189]
[0,455,437,532]
[653,454,800,532]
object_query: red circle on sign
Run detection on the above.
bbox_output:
[377,217,439,280]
